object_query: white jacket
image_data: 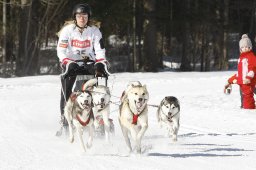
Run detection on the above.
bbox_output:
[57,23,106,64]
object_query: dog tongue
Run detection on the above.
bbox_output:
[136,102,143,108]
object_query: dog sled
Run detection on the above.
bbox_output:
[56,58,115,137]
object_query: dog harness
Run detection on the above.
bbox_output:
[132,114,139,125]
[125,99,147,125]
[70,92,78,102]
[131,106,147,125]
[76,110,93,126]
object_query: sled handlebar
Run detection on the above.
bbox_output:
[75,59,95,64]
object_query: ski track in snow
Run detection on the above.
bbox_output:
[0,72,256,170]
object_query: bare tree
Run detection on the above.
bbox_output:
[2,0,6,76]
[143,0,157,71]
[16,0,67,76]
[180,0,191,71]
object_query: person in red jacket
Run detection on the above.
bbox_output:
[224,34,256,109]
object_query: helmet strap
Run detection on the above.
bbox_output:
[74,20,88,30]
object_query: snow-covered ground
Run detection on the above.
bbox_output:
[1,71,256,170]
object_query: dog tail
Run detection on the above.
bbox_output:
[82,78,98,91]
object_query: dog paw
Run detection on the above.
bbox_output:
[86,143,92,149]
[136,148,141,154]
[127,147,132,153]
[69,136,74,143]
[172,136,177,142]
[94,122,100,129]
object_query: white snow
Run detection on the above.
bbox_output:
[1,71,256,170]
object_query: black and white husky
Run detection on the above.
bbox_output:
[157,96,180,142]
[64,79,96,152]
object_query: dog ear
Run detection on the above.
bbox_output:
[143,85,149,93]
[142,85,149,95]
[70,92,78,102]
[163,96,171,105]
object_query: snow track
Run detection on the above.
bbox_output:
[1,72,256,170]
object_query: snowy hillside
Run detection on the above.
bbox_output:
[0,71,256,170]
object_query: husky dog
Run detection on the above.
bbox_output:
[119,81,149,153]
[64,79,96,152]
[83,79,112,142]
[157,96,180,141]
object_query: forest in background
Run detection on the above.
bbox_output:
[0,0,256,77]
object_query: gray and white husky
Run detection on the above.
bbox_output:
[64,79,96,152]
[119,81,149,153]
[83,78,113,142]
[157,96,180,142]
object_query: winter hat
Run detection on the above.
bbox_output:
[239,34,252,49]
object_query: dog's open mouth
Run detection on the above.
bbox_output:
[94,102,105,109]
[100,103,105,108]
[167,113,173,121]
[135,100,144,109]
[81,103,90,109]
[99,102,105,108]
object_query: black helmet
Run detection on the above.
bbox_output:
[72,3,92,20]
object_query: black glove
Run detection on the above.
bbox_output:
[224,83,232,94]
[94,62,108,77]
[62,62,79,79]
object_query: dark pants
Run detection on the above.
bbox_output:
[60,76,76,116]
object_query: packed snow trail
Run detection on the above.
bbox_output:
[0,72,256,170]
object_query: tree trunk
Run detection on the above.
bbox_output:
[2,0,7,76]
[17,0,43,76]
[143,0,157,72]
[222,0,229,70]
[132,0,136,71]
[180,0,191,71]
[200,29,205,71]
[137,0,143,69]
